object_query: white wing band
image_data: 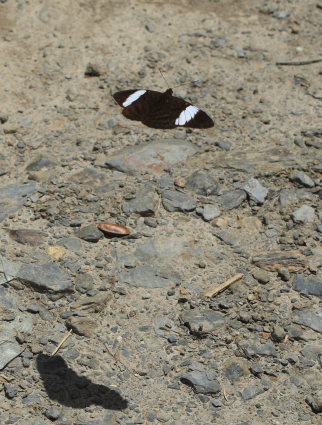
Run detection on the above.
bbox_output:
[175,105,199,125]
[123,90,147,107]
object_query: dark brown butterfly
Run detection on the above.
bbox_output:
[112,88,214,129]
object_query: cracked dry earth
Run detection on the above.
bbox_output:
[1,0,322,424]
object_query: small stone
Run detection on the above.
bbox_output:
[84,62,101,77]
[279,189,299,206]
[291,205,315,223]
[76,225,104,242]
[293,274,322,297]
[4,383,18,399]
[218,189,247,210]
[180,309,226,336]
[252,269,270,284]
[122,187,159,216]
[293,310,322,333]
[241,384,266,400]
[214,140,231,151]
[198,204,221,221]
[306,390,322,413]
[26,154,57,171]
[241,178,268,205]
[277,267,290,281]
[224,358,249,383]
[186,171,219,196]
[291,171,315,188]
[181,370,221,394]
[271,325,286,342]
[6,229,47,246]
[162,190,196,212]
[45,406,61,420]
[66,316,97,337]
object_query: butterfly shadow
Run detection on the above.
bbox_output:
[36,354,128,410]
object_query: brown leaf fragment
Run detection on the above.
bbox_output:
[97,222,131,236]
[252,251,307,271]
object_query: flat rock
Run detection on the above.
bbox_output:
[122,186,159,216]
[5,228,47,246]
[241,178,268,204]
[26,154,57,171]
[162,189,196,212]
[293,274,322,297]
[293,310,322,333]
[306,390,322,413]
[66,316,97,337]
[105,140,198,175]
[70,293,112,313]
[0,255,21,285]
[252,251,307,271]
[180,309,226,336]
[241,384,266,400]
[186,171,219,195]
[181,370,221,394]
[291,171,315,188]
[0,329,24,370]
[218,189,247,210]
[0,181,37,222]
[76,225,104,242]
[118,265,180,288]
[279,189,299,206]
[198,204,221,221]
[239,341,278,358]
[17,262,73,293]
[291,205,316,223]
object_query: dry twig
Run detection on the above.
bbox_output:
[276,59,322,66]
[204,273,244,298]
[51,329,73,356]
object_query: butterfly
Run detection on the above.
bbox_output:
[112,88,214,129]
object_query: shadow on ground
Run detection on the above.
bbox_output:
[36,354,128,410]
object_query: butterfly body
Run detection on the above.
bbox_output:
[113,88,214,129]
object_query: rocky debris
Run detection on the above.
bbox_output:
[70,293,112,313]
[291,171,315,188]
[224,358,249,383]
[105,141,198,175]
[17,262,73,293]
[26,154,58,171]
[118,265,180,288]
[180,309,226,336]
[252,251,307,271]
[0,181,37,222]
[66,317,97,337]
[252,268,270,284]
[293,310,322,333]
[293,274,322,297]
[181,370,221,395]
[241,382,268,400]
[241,178,268,205]
[122,186,159,216]
[291,205,316,223]
[5,228,47,246]
[306,390,322,413]
[186,171,219,195]
[238,341,278,358]
[0,329,24,370]
[76,225,104,242]
[279,189,299,207]
[196,204,221,221]
[162,189,196,212]
[218,189,247,210]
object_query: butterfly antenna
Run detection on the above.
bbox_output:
[159,69,170,89]
[172,79,201,89]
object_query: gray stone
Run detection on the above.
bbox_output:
[301,128,322,138]
[0,255,21,285]
[241,384,266,400]
[5,228,47,246]
[293,274,322,297]
[215,230,240,247]
[122,187,159,216]
[301,344,322,361]
[214,140,231,151]
[292,171,315,188]
[45,406,61,420]
[279,189,299,206]
[0,329,23,370]
[66,316,97,337]
[105,140,198,175]
[26,154,57,171]
[186,171,219,196]
[291,205,315,223]
[241,178,268,204]
[239,341,278,358]
[271,325,286,342]
[17,262,73,293]
[180,309,226,336]
[252,268,270,284]
[306,390,322,413]
[4,383,18,399]
[224,359,249,383]
[162,190,196,212]
[181,370,221,394]
[22,392,43,405]
[0,181,37,222]
[198,204,221,221]
[119,265,180,288]
[76,225,104,242]
[293,310,322,333]
[218,189,247,210]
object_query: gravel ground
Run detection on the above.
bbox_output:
[1,0,322,424]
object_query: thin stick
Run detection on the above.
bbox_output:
[276,59,322,66]
[0,373,13,382]
[204,273,244,298]
[159,69,170,89]
[51,329,73,356]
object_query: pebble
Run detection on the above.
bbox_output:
[252,269,270,284]
[291,205,316,223]
[293,310,322,333]
[119,265,180,288]
[241,178,268,205]
[291,171,315,188]
[241,384,266,400]
[218,189,247,210]
[76,225,104,242]
[186,171,219,195]
[162,190,196,212]
[4,383,18,399]
[197,204,221,221]
[6,228,47,246]
[122,187,159,216]
[180,370,221,395]
[45,406,62,420]
[180,309,226,336]
[26,154,57,171]
[293,274,322,297]
[0,182,37,222]
[306,390,322,413]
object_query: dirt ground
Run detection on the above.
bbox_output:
[1,0,322,424]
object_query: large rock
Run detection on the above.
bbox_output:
[0,181,37,222]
